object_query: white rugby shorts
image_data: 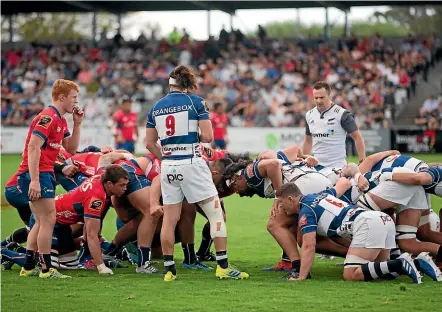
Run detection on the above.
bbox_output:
[160,157,218,205]
[369,181,429,213]
[350,211,396,249]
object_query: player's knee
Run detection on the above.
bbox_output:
[343,269,356,281]
[198,196,226,239]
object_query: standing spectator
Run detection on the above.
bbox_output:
[111,97,138,153]
[210,102,229,149]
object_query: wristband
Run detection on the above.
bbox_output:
[354,172,362,182]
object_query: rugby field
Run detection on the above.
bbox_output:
[1,154,441,312]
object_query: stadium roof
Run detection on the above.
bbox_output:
[1,1,438,16]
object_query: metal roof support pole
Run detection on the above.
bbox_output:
[229,12,233,32]
[207,9,211,38]
[8,15,13,42]
[117,13,122,33]
[325,7,331,41]
[92,11,97,46]
[344,9,351,38]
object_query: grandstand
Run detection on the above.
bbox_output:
[1,1,442,311]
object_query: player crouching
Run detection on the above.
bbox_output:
[275,182,431,284]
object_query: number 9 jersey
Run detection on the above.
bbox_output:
[146,91,210,160]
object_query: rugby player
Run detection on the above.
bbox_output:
[145,65,248,281]
[224,158,351,276]
[2,165,128,275]
[98,152,160,274]
[276,182,432,284]
[18,79,84,279]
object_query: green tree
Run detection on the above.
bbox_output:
[258,20,408,38]
[372,6,442,35]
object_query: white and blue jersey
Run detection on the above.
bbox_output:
[298,188,365,239]
[146,91,209,161]
[340,171,382,204]
[371,155,427,173]
[276,151,341,184]
[422,166,442,196]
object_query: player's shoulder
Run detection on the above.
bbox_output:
[332,104,347,115]
[187,93,204,102]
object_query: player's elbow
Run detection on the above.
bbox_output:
[199,131,213,143]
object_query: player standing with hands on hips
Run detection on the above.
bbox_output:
[302,81,366,168]
[145,65,248,281]
[18,79,84,278]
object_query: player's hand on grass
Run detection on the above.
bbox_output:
[97,263,114,275]
[150,204,164,218]
[101,146,114,154]
[28,180,41,201]
[73,106,85,124]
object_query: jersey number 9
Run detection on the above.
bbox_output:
[165,115,175,136]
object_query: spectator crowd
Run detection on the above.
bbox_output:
[1,25,441,130]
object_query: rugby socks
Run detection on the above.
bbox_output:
[40,253,52,273]
[291,259,301,272]
[23,249,36,270]
[104,242,119,256]
[1,249,26,267]
[361,260,402,281]
[216,251,228,269]
[197,224,213,258]
[78,240,91,262]
[137,246,151,267]
[436,245,442,263]
[164,255,176,275]
[182,243,197,265]
[1,228,28,247]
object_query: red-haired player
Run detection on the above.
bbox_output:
[18,79,84,279]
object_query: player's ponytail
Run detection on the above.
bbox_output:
[169,65,199,93]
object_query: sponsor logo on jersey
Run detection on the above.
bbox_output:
[312,133,329,138]
[89,199,103,210]
[202,100,209,113]
[299,215,307,227]
[49,142,62,149]
[37,115,52,128]
[162,146,187,155]
[152,105,191,116]
[203,146,213,158]
[246,164,254,178]
[57,210,75,218]
[57,127,61,132]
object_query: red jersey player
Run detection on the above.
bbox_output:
[210,102,228,149]
[112,97,138,153]
[19,79,84,279]
[55,165,129,274]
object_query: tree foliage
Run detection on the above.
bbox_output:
[259,21,408,38]
[371,6,442,35]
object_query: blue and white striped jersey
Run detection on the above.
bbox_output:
[371,155,427,173]
[422,166,442,196]
[146,91,209,160]
[298,188,365,239]
[276,151,341,184]
[340,171,381,204]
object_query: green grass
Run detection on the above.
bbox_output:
[1,154,441,312]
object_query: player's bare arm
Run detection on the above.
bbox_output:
[359,150,401,174]
[333,177,352,197]
[149,176,163,218]
[257,159,283,191]
[302,135,312,156]
[383,170,432,185]
[348,130,366,163]
[62,107,84,154]
[290,232,316,281]
[97,152,126,169]
[27,135,45,201]
[145,128,163,160]
[199,119,214,143]
[85,217,113,274]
